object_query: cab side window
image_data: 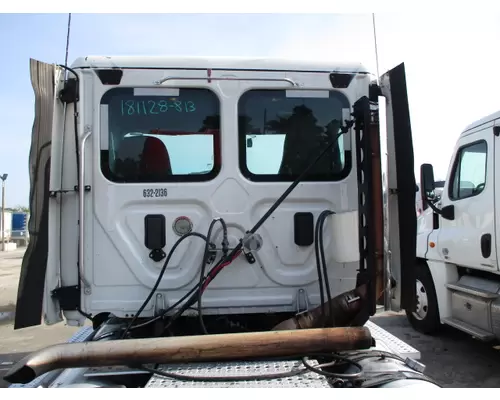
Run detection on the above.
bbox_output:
[449,140,487,200]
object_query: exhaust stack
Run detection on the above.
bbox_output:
[4,326,373,384]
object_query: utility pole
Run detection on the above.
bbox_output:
[1,174,7,251]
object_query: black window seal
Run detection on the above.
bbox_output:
[98,86,222,184]
[448,139,488,202]
[237,88,352,183]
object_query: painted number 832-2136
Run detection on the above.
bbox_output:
[143,188,168,198]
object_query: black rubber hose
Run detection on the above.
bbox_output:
[319,211,335,325]
[121,231,208,339]
[138,363,307,382]
[198,218,228,334]
[163,132,348,333]
[314,211,329,325]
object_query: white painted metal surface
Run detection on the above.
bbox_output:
[461,110,500,136]
[435,126,496,272]
[71,56,369,74]
[44,56,373,323]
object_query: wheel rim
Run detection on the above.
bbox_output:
[413,279,429,321]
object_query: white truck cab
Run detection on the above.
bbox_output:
[15,56,418,330]
[410,110,500,340]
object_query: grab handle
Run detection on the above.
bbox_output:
[79,128,92,292]
[154,75,298,86]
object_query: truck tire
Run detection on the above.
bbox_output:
[405,262,441,334]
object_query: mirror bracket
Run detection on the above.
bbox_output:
[441,205,455,220]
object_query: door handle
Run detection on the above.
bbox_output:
[481,233,492,258]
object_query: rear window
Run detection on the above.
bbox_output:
[238,89,351,182]
[100,87,221,183]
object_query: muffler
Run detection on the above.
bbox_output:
[272,283,369,330]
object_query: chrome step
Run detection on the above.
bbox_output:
[442,317,495,341]
[445,283,499,299]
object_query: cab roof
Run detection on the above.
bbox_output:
[461,110,500,137]
[70,55,370,75]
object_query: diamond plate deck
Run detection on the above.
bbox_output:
[146,359,330,388]
[8,320,420,388]
[146,320,421,388]
[366,320,420,359]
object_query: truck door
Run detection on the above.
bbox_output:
[436,126,497,271]
[379,63,417,312]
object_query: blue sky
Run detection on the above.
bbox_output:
[0,13,499,207]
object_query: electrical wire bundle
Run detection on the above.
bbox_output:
[115,129,350,339]
[314,210,335,327]
[119,224,237,339]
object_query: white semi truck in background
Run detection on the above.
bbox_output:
[409,110,500,341]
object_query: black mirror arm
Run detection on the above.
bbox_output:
[424,196,442,215]
[423,196,455,220]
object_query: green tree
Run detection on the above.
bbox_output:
[265,105,341,176]
[5,205,29,213]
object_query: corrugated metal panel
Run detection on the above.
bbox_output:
[14,59,56,329]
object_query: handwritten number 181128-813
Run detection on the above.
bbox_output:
[121,100,196,116]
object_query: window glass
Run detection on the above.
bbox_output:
[100,87,220,183]
[238,89,350,181]
[449,141,487,200]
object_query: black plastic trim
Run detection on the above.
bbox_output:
[294,212,314,246]
[387,63,417,312]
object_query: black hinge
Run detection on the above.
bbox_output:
[51,285,80,311]
[243,250,256,264]
[50,185,91,198]
[494,126,500,137]
[369,82,382,102]
[59,78,79,104]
